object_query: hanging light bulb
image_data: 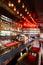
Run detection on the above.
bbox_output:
[11,3,14,7]
[25,8,27,12]
[14,7,16,11]
[29,14,31,16]
[22,16,24,18]
[18,0,21,3]
[27,12,29,14]
[20,13,22,16]
[24,17,26,20]
[22,3,25,8]
[8,1,14,7]
[17,11,19,14]
[8,1,11,7]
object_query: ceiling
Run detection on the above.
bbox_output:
[34,0,43,25]
[0,0,36,18]
[0,0,43,25]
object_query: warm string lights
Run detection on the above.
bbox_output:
[8,1,37,25]
[18,0,21,3]
[22,3,37,24]
[8,1,11,6]
[17,11,19,14]
[29,14,37,24]
[22,16,24,19]
[14,7,16,11]
[11,3,14,7]
[25,8,27,12]
[20,13,22,16]
[8,1,29,17]
[22,3,25,8]
[8,1,14,7]
[27,12,29,15]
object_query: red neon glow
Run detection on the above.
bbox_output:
[26,15,37,25]
[3,41,19,47]
[31,47,40,53]
[27,54,36,65]
[23,22,38,28]
[25,18,32,24]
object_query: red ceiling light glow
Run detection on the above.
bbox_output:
[30,17,34,20]
[23,22,38,28]
[23,22,31,28]
[29,14,31,17]
[27,14,37,25]
[25,18,32,24]
[24,17,26,20]
[30,17,37,24]
[22,16,24,18]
